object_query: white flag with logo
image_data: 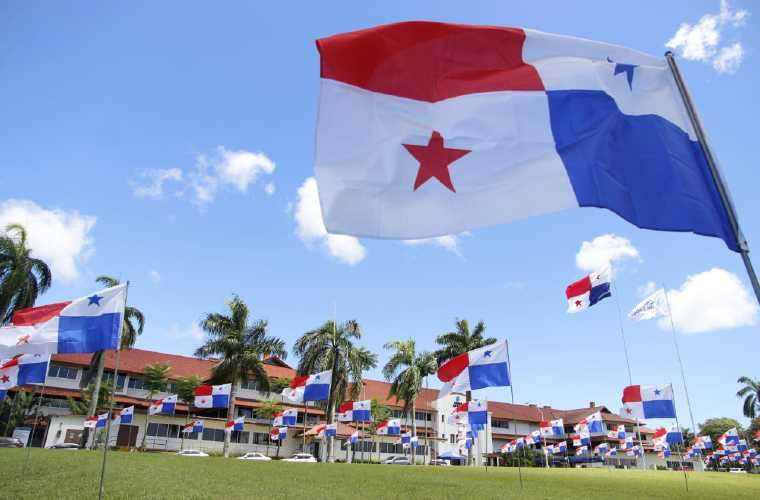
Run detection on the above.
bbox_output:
[628,288,667,321]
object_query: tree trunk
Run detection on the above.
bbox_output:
[411,400,417,464]
[325,345,340,463]
[80,351,106,448]
[466,389,473,466]
[223,383,236,458]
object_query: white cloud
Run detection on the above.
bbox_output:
[665,0,749,73]
[132,147,276,206]
[264,183,275,196]
[149,270,161,282]
[661,267,758,333]
[712,43,744,73]
[168,323,205,342]
[0,199,96,281]
[403,233,469,256]
[575,234,639,273]
[131,168,182,199]
[188,147,276,205]
[294,177,366,265]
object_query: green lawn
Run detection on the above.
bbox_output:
[1,449,758,499]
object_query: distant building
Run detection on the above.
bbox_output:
[9,348,696,468]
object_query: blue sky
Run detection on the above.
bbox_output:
[1,1,758,430]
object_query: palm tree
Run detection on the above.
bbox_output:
[0,224,52,324]
[382,340,436,463]
[83,275,145,445]
[257,398,283,457]
[141,363,171,450]
[293,320,378,462]
[195,295,287,458]
[435,318,496,464]
[737,376,760,419]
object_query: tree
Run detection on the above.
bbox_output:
[174,375,202,450]
[382,339,436,463]
[0,224,51,325]
[294,320,378,462]
[737,376,760,419]
[368,400,392,463]
[195,295,287,458]
[267,378,291,395]
[435,318,496,464]
[257,398,283,457]
[0,391,35,436]
[698,417,745,446]
[84,275,145,438]
[748,417,760,446]
[140,363,171,450]
[174,375,202,409]
[68,382,113,415]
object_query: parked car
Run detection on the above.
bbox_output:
[382,455,399,464]
[0,437,23,448]
[48,443,80,450]
[282,453,317,463]
[237,452,272,461]
[430,459,450,466]
[728,468,747,474]
[176,449,208,457]
[384,456,411,465]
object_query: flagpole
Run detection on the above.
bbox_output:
[665,52,760,306]
[670,384,689,492]
[610,281,633,386]
[662,290,698,439]
[21,369,50,475]
[98,280,128,500]
[505,340,523,489]
[636,418,647,470]
[302,404,308,453]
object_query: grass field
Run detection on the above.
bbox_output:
[1,449,759,499]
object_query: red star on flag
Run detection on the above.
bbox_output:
[1,375,9,383]
[403,131,470,192]
[16,334,30,345]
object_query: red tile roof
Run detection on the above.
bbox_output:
[52,348,296,381]
[353,379,439,411]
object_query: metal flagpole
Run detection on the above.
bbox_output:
[665,51,760,306]
[662,289,698,438]
[98,281,128,500]
[671,384,689,492]
[423,376,429,466]
[610,281,633,386]
[302,405,308,452]
[505,340,523,489]
[21,370,50,475]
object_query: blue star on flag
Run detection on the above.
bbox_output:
[483,350,492,358]
[607,57,637,90]
[654,388,661,396]
[87,294,103,306]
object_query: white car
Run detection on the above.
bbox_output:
[728,468,747,474]
[176,449,208,457]
[282,453,318,463]
[237,452,272,461]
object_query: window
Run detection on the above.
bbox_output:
[146,423,181,439]
[230,431,249,443]
[239,380,262,391]
[415,412,431,422]
[237,408,254,419]
[127,377,145,390]
[450,434,456,444]
[252,432,270,444]
[102,372,126,391]
[391,409,403,419]
[166,382,178,394]
[492,419,510,430]
[48,364,78,380]
[43,397,71,409]
[202,429,226,442]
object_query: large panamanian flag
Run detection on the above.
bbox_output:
[0,285,127,356]
[437,340,510,396]
[314,21,736,251]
